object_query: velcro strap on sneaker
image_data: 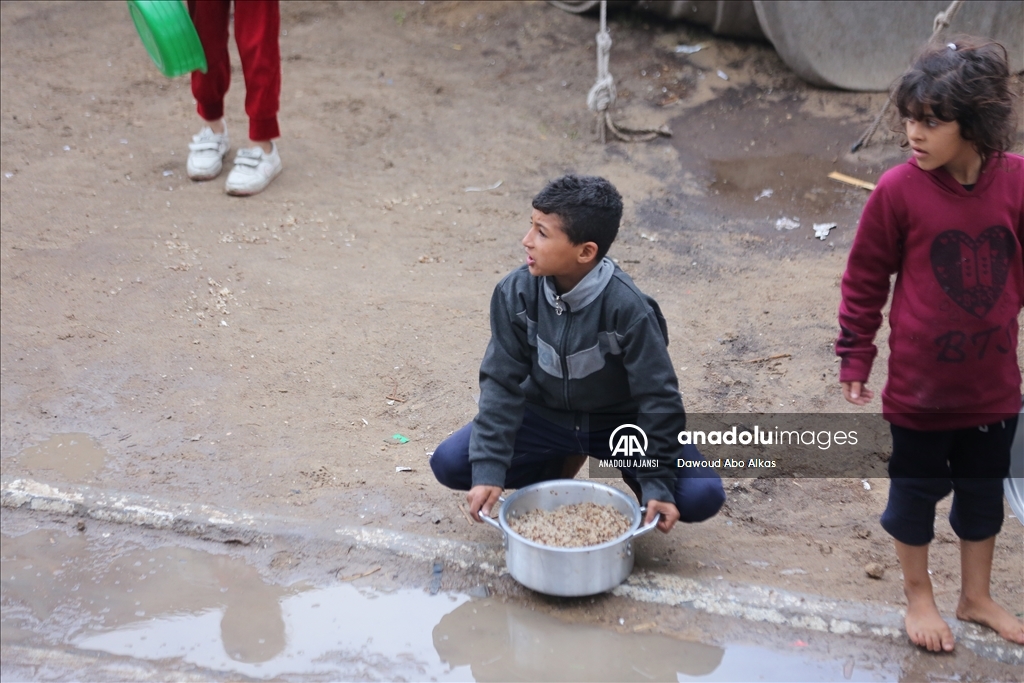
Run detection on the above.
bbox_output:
[189,141,222,152]
[233,154,262,168]
[234,148,264,166]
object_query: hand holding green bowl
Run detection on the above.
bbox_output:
[128,0,207,78]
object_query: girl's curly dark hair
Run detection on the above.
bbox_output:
[891,35,1018,161]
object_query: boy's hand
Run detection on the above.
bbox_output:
[466,485,503,522]
[645,500,680,533]
[842,381,874,406]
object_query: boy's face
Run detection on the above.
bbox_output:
[522,209,593,279]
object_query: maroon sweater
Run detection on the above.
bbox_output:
[837,154,1024,430]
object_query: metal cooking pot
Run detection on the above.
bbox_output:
[482,480,659,596]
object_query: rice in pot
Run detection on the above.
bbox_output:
[507,501,632,548]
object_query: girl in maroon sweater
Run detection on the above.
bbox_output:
[838,37,1024,652]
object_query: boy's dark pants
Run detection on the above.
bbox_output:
[882,417,1017,546]
[430,409,726,523]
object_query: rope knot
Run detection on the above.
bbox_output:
[932,0,964,34]
[587,75,616,113]
[586,0,671,143]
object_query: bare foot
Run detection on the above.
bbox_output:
[906,599,955,652]
[957,595,1024,644]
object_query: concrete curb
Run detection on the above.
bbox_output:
[1,477,269,545]
[3,476,1021,665]
[614,574,1022,665]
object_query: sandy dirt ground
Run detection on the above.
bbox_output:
[2,0,1022,661]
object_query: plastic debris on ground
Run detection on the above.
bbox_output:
[467,585,490,598]
[391,433,410,444]
[429,562,443,595]
[464,180,502,192]
[775,217,800,231]
[395,466,413,472]
[716,70,729,81]
[754,188,773,201]
[675,44,703,54]
[814,222,837,240]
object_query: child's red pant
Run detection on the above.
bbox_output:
[187,0,280,141]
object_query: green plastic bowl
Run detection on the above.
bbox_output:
[128,0,207,78]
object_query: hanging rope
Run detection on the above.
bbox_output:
[851,0,966,152]
[548,0,600,15]
[586,1,671,143]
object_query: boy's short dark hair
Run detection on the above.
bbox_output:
[892,36,1018,160]
[532,175,623,260]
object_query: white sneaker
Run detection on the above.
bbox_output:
[186,125,230,181]
[225,143,282,196]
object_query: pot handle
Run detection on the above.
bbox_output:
[479,495,506,530]
[632,507,661,538]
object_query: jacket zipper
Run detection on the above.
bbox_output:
[558,304,573,409]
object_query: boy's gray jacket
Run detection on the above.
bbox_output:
[469,258,683,505]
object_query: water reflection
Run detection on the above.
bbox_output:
[2,529,466,679]
[2,530,293,663]
[433,599,724,682]
[2,529,900,681]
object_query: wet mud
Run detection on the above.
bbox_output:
[0,519,893,681]
[5,510,1021,681]
[13,433,107,484]
[665,90,906,245]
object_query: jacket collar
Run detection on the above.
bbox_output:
[542,257,615,312]
[908,154,998,196]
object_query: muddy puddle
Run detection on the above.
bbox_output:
[1,527,902,681]
[15,433,107,483]
[666,90,905,240]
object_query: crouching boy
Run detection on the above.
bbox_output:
[430,175,725,532]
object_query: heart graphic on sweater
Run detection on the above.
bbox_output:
[930,226,1015,318]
